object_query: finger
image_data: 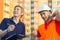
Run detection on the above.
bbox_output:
[10,25,15,28]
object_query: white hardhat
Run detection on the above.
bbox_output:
[38,5,51,13]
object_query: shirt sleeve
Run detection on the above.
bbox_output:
[17,23,25,39]
[21,23,25,37]
[0,18,8,30]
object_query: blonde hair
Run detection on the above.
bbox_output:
[14,5,24,13]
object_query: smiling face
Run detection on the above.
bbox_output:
[13,6,23,17]
[40,10,51,22]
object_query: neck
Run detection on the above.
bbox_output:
[45,16,53,23]
[13,16,20,24]
[14,17,20,20]
[45,18,51,23]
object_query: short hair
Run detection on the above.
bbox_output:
[14,5,24,13]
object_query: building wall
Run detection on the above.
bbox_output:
[0,0,16,23]
[0,0,4,23]
[24,0,31,36]
[52,0,60,13]
[0,0,60,40]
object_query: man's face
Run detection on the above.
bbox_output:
[13,7,22,17]
[40,10,51,21]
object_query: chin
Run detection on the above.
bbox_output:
[43,18,47,21]
[14,15,17,16]
[44,19,48,22]
[14,14,18,16]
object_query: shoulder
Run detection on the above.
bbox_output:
[1,18,9,23]
[38,24,45,30]
[38,24,45,28]
[2,18,10,21]
[20,21,25,25]
[1,18,12,24]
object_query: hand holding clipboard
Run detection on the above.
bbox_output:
[7,24,15,32]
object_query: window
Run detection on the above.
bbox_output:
[4,0,10,5]
[4,6,10,12]
[25,2,31,6]
[34,19,38,22]
[34,1,38,7]
[31,24,34,28]
[20,0,23,2]
[31,8,34,12]
[31,13,34,17]
[4,13,9,18]
[57,1,60,5]
[31,19,34,23]
[48,0,52,8]
[26,19,30,21]
[25,8,31,12]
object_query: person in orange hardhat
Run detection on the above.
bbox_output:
[37,5,60,40]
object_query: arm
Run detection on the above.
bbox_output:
[0,18,8,37]
[0,29,8,37]
[17,23,25,40]
[0,18,15,38]
[0,25,15,38]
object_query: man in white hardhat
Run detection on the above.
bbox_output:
[38,5,51,12]
[38,5,52,22]
[36,5,60,40]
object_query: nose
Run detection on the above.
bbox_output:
[14,9,17,12]
[14,9,17,14]
[42,14,45,18]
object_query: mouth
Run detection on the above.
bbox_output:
[14,12,18,14]
[42,17,48,21]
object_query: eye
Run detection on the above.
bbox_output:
[17,9,19,10]
[42,13,45,15]
[40,13,43,16]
